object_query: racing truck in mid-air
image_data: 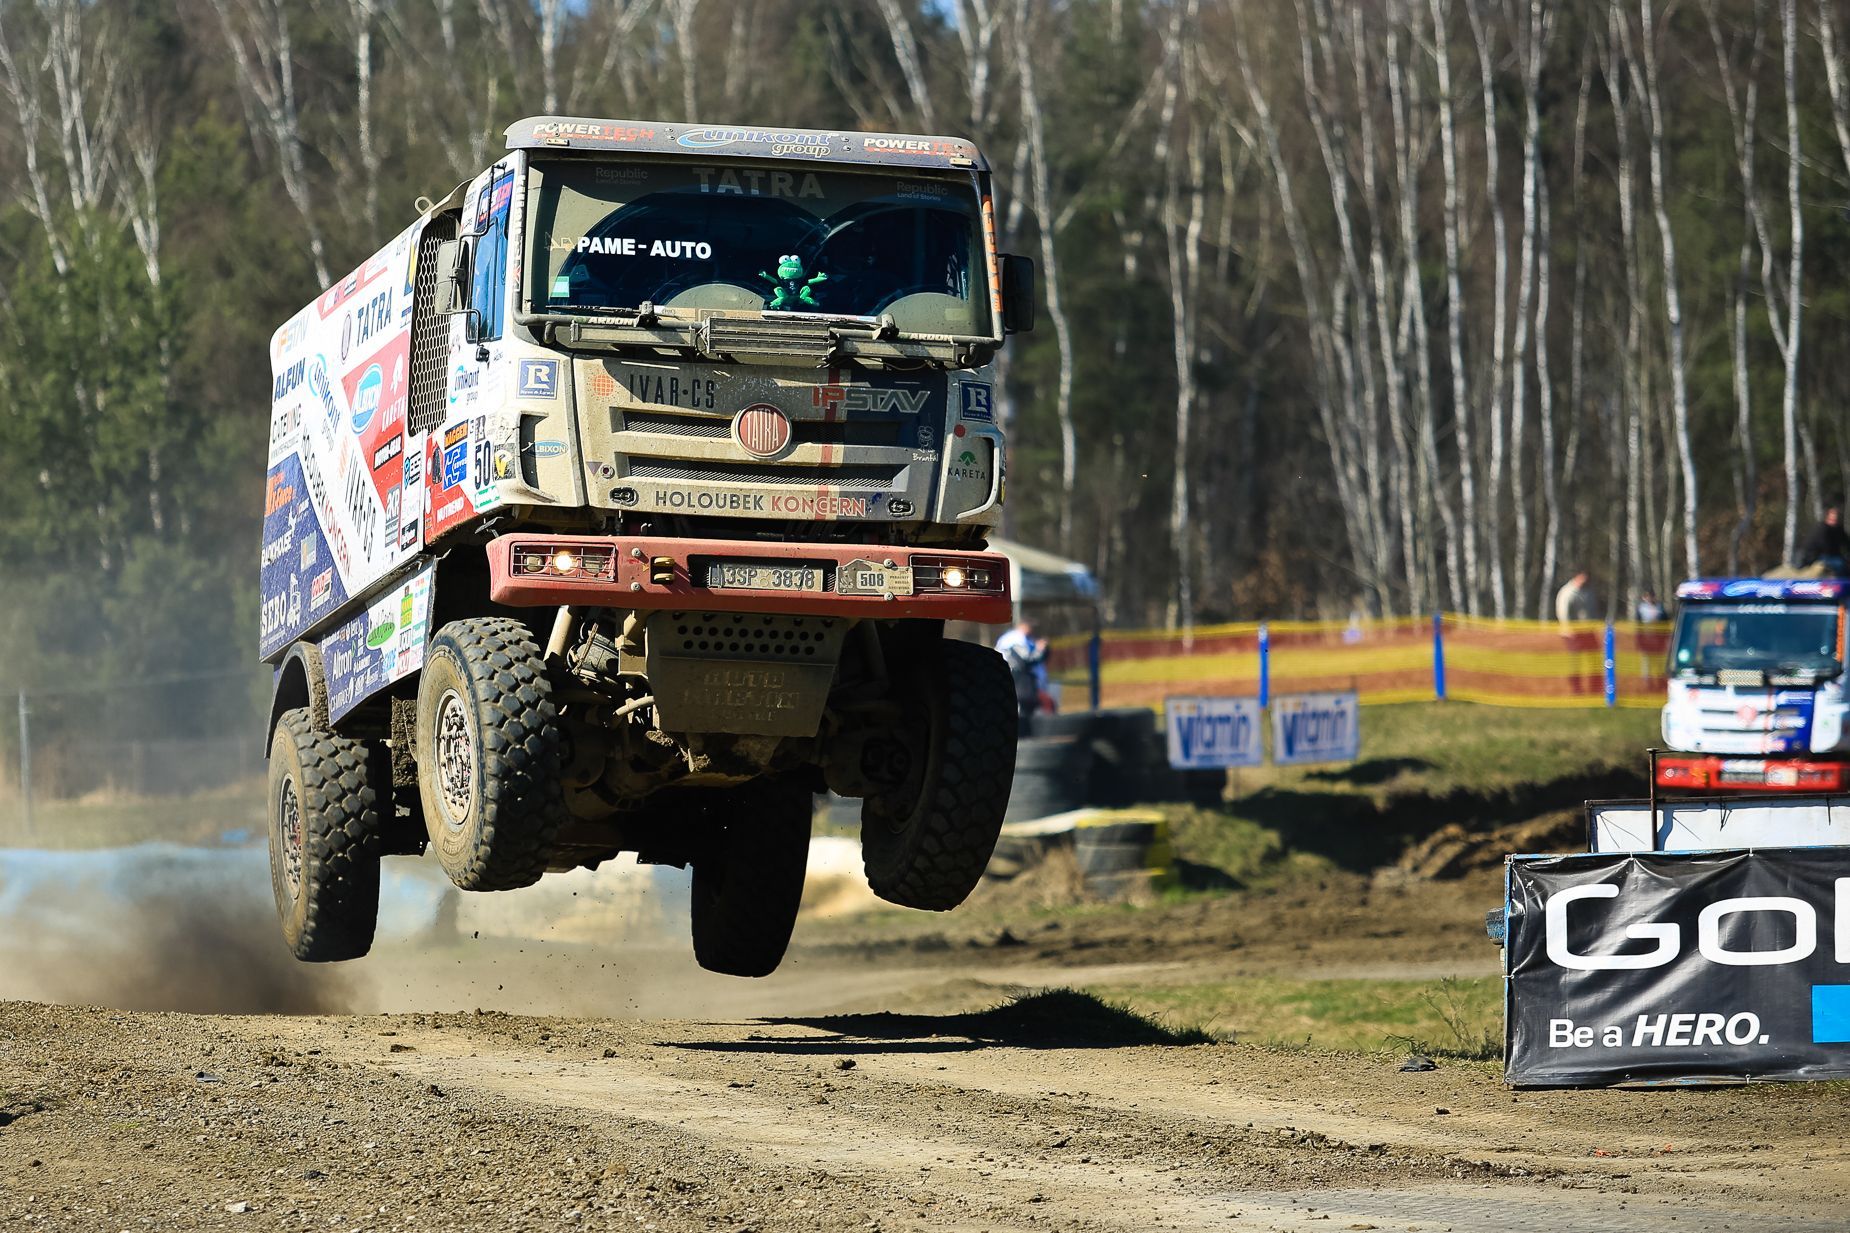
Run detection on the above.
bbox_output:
[1656,578,1850,793]
[260,116,1035,975]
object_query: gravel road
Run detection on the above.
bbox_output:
[3,996,1845,1233]
[2,848,1846,1231]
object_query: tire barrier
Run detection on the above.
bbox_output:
[1071,813,1175,899]
[1026,707,1164,809]
[982,810,1176,900]
[1005,734,1093,823]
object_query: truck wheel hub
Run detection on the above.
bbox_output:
[436,689,475,825]
[279,775,304,897]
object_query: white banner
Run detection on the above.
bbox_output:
[1591,795,1850,853]
[1165,696,1263,769]
[1270,690,1360,766]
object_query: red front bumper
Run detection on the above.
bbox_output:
[486,533,1013,624]
[1655,755,1850,793]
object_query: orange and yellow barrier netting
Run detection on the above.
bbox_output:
[1046,615,1672,710]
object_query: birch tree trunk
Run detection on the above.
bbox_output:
[1158,2,1206,627]
[1388,0,1462,611]
[1352,5,1422,607]
[208,0,330,285]
[1426,0,1483,612]
[1776,0,1804,559]
[1816,3,1850,182]
[1624,0,1699,580]
[1467,0,1510,616]
[343,0,381,235]
[1533,168,1556,617]
[1295,0,1391,612]
[876,0,938,130]
[1507,0,1552,614]
[1232,34,1376,600]
[1704,0,1763,574]
[1606,15,1646,603]
[1012,2,1079,554]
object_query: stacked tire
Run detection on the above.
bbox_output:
[1009,708,1165,821]
[1072,815,1173,898]
[1004,734,1092,822]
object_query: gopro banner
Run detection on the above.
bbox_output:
[1507,848,1850,1087]
[1269,690,1360,767]
[1164,696,1263,769]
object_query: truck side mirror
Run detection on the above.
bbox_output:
[1000,254,1036,335]
[433,238,471,317]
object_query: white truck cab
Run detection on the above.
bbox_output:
[1658,578,1850,792]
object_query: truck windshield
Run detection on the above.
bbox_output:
[1670,604,1842,679]
[524,158,989,337]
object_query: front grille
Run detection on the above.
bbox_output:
[408,214,458,436]
[620,411,730,439]
[627,460,903,490]
[619,411,905,448]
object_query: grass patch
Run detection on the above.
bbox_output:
[1213,701,1657,804]
[1096,974,1502,1057]
[776,988,1219,1047]
[1157,702,1657,881]
[1159,805,1335,889]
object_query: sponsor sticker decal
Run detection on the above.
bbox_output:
[442,424,469,488]
[960,382,995,422]
[352,364,384,433]
[518,358,561,399]
[813,383,931,415]
[677,127,833,157]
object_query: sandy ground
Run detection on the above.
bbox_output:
[2,845,1847,1231]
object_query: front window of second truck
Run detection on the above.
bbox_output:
[525,158,986,336]
[1670,604,1842,680]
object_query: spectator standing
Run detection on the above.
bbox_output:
[1636,591,1664,623]
[1555,571,1599,627]
[995,620,1048,736]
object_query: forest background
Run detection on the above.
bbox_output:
[3,0,1849,744]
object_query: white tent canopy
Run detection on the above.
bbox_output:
[987,538,1100,608]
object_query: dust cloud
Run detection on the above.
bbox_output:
[0,835,903,1021]
[0,845,350,1014]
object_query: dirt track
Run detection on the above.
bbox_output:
[4,996,1847,1233]
[3,860,1849,1232]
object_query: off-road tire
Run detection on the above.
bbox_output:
[862,637,1018,910]
[415,616,567,891]
[267,708,383,962]
[690,777,813,977]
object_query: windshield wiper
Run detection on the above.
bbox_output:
[759,309,898,336]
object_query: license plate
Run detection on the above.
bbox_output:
[1720,758,1767,783]
[838,559,914,597]
[711,562,823,592]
